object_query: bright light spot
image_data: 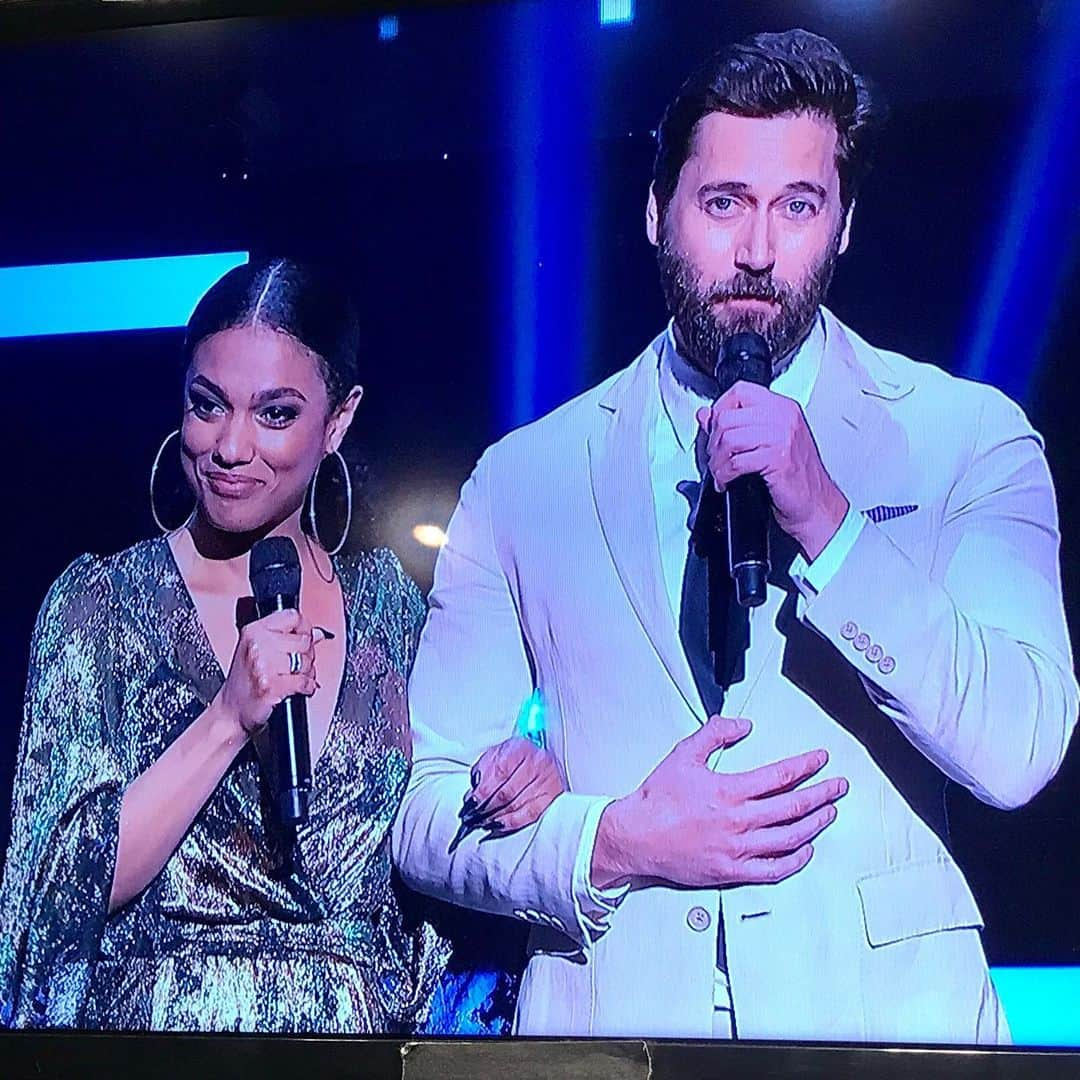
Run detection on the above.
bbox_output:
[412,524,448,548]
[599,0,633,25]
[378,15,399,41]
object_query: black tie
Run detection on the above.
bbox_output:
[676,473,749,984]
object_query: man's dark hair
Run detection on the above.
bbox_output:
[653,29,883,215]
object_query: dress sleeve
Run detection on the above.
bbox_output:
[0,555,125,1028]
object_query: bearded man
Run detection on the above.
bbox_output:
[393,29,1077,1043]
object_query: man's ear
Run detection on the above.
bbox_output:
[838,201,855,255]
[646,184,660,247]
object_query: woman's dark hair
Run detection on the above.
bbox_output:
[653,28,884,216]
[183,257,361,413]
[177,257,373,551]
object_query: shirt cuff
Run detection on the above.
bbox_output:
[571,797,629,942]
[789,502,866,600]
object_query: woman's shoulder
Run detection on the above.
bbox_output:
[39,537,166,621]
[340,545,420,601]
[339,545,426,638]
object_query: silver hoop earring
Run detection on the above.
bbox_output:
[306,448,352,557]
[150,429,194,534]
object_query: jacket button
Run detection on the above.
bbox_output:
[687,906,712,932]
[866,643,883,663]
[841,621,858,640]
[853,632,870,651]
[878,656,896,675]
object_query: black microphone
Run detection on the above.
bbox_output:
[249,536,312,829]
[717,332,772,607]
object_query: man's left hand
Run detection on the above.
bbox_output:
[697,382,849,561]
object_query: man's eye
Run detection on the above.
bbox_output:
[706,196,739,216]
[786,199,815,217]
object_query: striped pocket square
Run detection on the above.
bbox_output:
[864,503,918,523]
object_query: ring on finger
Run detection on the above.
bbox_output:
[288,651,303,675]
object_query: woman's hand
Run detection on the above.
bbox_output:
[462,736,567,835]
[218,609,325,736]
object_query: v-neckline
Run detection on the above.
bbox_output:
[159,534,353,776]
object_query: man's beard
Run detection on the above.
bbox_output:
[657,227,841,382]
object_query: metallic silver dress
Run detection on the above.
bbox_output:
[0,537,449,1033]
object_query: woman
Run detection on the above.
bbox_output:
[0,258,561,1034]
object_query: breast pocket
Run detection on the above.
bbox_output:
[856,857,984,947]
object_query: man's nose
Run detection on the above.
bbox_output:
[734,210,775,275]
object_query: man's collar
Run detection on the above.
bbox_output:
[657,311,827,452]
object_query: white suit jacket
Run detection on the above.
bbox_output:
[393,309,1078,1043]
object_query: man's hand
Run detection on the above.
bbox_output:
[591,716,848,891]
[697,382,849,561]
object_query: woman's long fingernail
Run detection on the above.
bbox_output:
[460,796,478,818]
[470,767,482,787]
[315,626,336,640]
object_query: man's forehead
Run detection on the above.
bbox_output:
[683,110,841,188]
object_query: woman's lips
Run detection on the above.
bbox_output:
[203,472,262,499]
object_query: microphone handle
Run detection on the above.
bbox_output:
[725,475,771,608]
[262,593,312,828]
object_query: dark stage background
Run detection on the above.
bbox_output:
[0,0,1078,979]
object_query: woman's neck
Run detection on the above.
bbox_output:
[171,509,332,593]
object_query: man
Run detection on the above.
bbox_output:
[393,30,1078,1042]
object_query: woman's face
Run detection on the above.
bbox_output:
[181,324,343,535]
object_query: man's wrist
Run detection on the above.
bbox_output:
[794,488,850,562]
[590,793,641,891]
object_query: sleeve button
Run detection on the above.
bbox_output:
[866,643,883,663]
[878,656,896,675]
[841,621,858,640]
[853,632,870,651]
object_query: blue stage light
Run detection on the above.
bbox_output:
[991,967,1080,1046]
[378,15,399,41]
[499,5,598,432]
[0,252,249,339]
[599,0,634,26]
[961,4,1080,403]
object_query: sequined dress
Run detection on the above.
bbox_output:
[0,537,449,1033]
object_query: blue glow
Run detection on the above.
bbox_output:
[991,967,1080,1046]
[961,5,1080,402]
[599,0,634,26]
[378,15,399,42]
[499,6,597,431]
[0,252,249,339]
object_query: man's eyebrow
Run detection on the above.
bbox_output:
[698,181,753,198]
[781,180,828,200]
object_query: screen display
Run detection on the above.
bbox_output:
[0,0,1077,1048]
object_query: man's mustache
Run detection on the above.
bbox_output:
[710,275,789,304]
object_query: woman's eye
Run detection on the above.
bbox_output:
[260,405,299,427]
[188,393,223,418]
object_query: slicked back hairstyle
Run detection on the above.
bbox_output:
[653,29,883,216]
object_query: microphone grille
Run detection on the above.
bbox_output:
[249,536,301,604]
[716,331,771,395]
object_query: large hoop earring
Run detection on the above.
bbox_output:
[150,429,194,534]
[306,448,352,557]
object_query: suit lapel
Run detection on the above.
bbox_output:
[587,344,706,723]
[805,310,914,512]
